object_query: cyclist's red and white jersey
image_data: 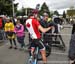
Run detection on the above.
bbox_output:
[26,18,41,39]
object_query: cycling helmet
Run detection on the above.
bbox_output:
[32,9,39,14]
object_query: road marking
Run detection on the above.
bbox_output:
[51,52,68,55]
[39,61,69,63]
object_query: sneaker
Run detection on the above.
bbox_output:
[9,46,12,49]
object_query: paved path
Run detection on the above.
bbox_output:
[0,24,72,64]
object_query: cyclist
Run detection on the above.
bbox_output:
[25,13,53,64]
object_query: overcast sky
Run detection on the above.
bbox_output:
[14,0,75,14]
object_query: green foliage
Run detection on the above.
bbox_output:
[0,0,18,16]
[54,10,59,16]
[63,11,66,18]
[39,2,51,17]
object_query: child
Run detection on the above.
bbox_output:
[14,19,25,50]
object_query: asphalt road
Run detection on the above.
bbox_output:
[0,24,72,64]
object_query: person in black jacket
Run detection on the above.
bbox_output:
[72,23,75,34]
[69,23,75,64]
[40,13,52,46]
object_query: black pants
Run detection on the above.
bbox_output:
[6,32,17,47]
[43,34,52,46]
[17,36,25,48]
[9,39,17,46]
[69,33,75,60]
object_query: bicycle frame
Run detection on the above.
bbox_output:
[28,46,39,64]
[33,47,39,64]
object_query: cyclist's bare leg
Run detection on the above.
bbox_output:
[40,50,47,64]
[31,47,35,56]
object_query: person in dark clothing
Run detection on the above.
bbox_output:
[72,23,75,34]
[69,23,75,64]
[40,13,52,47]
[69,33,75,64]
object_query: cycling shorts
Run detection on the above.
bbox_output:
[30,39,45,51]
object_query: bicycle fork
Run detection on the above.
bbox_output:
[32,47,39,64]
[28,47,39,64]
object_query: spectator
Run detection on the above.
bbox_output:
[69,23,75,64]
[39,13,53,46]
[12,17,17,25]
[4,18,17,49]
[14,19,25,50]
[0,17,3,29]
[0,17,4,40]
[72,23,75,34]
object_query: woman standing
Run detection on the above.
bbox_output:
[14,19,25,50]
[4,18,17,49]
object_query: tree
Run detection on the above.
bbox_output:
[63,11,66,18]
[0,0,18,16]
[54,10,59,16]
[39,2,51,17]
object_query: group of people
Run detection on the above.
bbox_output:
[3,10,65,64]
[26,11,75,64]
[26,11,54,64]
[4,18,25,50]
[2,9,75,64]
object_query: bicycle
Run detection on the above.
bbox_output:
[26,42,51,64]
[27,46,39,64]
